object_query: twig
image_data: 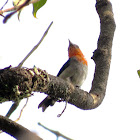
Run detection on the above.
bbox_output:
[16,0,23,6]
[5,101,20,118]
[0,0,39,14]
[5,97,28,122]
[15,98,29,122]
[38,122,73,140]
[18,21,53,67]
[3,0,31,23]
[0,0,9,10]
[0,0,9,17]
[4,21,53,120]
[2,0,39,23]
[57,100,69,117]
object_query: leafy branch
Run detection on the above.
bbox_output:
[0,0,47,23]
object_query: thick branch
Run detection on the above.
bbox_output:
[0,67,97,109]
[0,115,42,140]
[0,0,116,139]
[90,0,116,102]
[0,0,115,110]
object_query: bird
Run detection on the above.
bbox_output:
[38,40,88,112]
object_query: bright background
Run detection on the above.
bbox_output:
[1,0,140,139]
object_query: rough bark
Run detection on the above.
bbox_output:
[0,0,116,138]
[0,67,97,109]
[90,0,116,105]
[0,0,116,110]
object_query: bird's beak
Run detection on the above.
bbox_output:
[68,39,73,46]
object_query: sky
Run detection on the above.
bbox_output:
[1,0,140,139]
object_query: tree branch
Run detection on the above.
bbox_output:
[0,0,8,11]
[90,0,116,103]
[2,0,40,23]
[0,0,39,15]
[0,1,116,138]
[0,67,94,109]
[38,122,73,140]
[0,115,42,140]
[4,21,53,119]
[0,0,116,110]
[18,21,53,68]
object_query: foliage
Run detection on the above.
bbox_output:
[0,0,48,22]
[13,0,48,19]
[137,70,140,78]
[33,0,47,18]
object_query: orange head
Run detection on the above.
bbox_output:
[68,40,88,66]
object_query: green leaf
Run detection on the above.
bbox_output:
[33,0,47,18]
[137,70,140,78]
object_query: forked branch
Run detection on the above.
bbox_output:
[0,0,116,139]
[0,0,116,109]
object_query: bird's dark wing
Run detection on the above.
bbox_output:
[57,59,71,77]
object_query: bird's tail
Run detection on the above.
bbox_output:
[38,96,56,112]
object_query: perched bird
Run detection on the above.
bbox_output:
[38,40,88,112]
